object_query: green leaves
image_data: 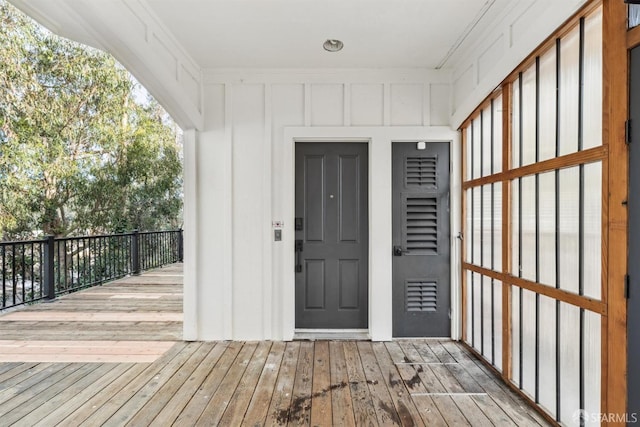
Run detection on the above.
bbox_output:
[0,0,182,240]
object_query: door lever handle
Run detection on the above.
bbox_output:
[295,240,303,272]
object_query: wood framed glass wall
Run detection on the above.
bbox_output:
[459,1,631,424]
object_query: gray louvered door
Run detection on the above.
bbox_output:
[392,142,450,337]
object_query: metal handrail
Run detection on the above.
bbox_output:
[0,229,183,310]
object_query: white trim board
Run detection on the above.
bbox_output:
[280,126,461,342]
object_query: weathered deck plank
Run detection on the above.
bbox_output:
[328,341,356,427]
[342,341,379,427]
[242,340,286,425]
[196,342,258,425]
[0,265,550,426]
[172,341,244,426]
[148,342,228,426]
[310,340,332,427]
[263,342,300,426]
[287,341,314,426]
[218,341,272,426]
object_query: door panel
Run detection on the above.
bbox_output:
[295,143,368,328]
[392,142,450,337]
[628,46,640,419]
[305,156,325,242]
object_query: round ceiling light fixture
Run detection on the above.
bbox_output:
[323,39,344,52]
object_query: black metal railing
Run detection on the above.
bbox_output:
[0,229,183,310]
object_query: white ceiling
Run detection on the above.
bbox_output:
[145,0,513,69]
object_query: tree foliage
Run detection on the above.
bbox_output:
[0,0,182,240]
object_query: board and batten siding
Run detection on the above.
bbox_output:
[186,71,452,340]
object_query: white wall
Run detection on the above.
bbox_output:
[186,69,460,340]
[450,0,589,127]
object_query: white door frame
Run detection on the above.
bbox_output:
[280,126,461,341]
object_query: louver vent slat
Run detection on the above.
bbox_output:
[405,196,437,254]
[406,281,437,312]
[406,156,437,187]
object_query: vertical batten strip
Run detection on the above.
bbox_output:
[383,83,391,126]
[263,84,273,339]
[223,83,234,340]
[344,83,351,126]
[304,83,311,126]
[423,84,431,126]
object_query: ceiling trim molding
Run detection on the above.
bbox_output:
[202,68,452,85]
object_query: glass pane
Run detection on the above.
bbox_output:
[466,126,473,181]
[584,162,602,300]
[559,167,580,294]
[493,95,503,173]
[521,66,537,166]
[539,295,557,417]
[466,270,473,345]
[630,4,640,29]
[583,8,602,150]
[466,189,473,263]
[539,171,556,287]
[521,175,536,282]
[539,48,557,161]
[559,303,580,426]
[473,118,482,179]
[512,78,521,168]
[482,185,493,269]
[482,275,493,359]
[473,186,482,265]
[559,26,580,156]
[482,106,492,177]
[493,183,503,272]
[521,290,537,399]
[493,280,503,372]
[511,288,521,388]
[473,273,482,352]
[584,310,601,422]
[512,180,520,276]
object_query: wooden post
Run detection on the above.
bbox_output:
[43,235,55,300]
[603,0,628,423]
[461,128,468,342]
[132,230,141,276]
[501,83,513,382]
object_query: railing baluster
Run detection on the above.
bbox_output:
[12,244,16,306]
[2,245,5,308]
[111,236,115,280]
[0,230,180,310]
[30,243,34,301]
[83,238,87,286]
[20,244,25,303]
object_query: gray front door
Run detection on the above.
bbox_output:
[628,45,640,420]
[392,142,450,337]
[295,143,368,328]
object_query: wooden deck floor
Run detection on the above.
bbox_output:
[0,265,549,426]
